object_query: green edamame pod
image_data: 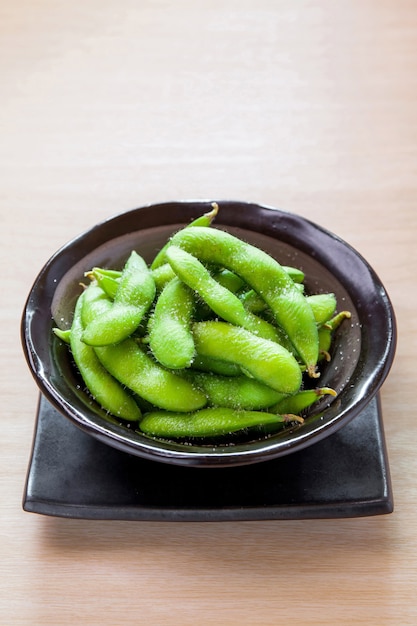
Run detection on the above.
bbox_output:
[53,328,71,343]
[80,282,113,326]
[240,289,270,314]
[87,268,120,299]
[69,290,142,422]
[282,266,305,284]
[269,387,337,415]
[191,371,286,410]
[170,227,319,376]
[240,283,304,314]
[166,246,281,343]
[90,268,121,278]
[151,263,176,291]
[191,355,242,376]
[88,263,178,295]
[318,310,352,361]
[216,267,303,313]
[138,407,300,438]
[94,338,207,412]
[213,268,246,293]
[192,269,246,321]
[192,321,302,394]
[241,289,333,325]
[116,250,155,305]
[148,277,196,369]
[151,202,219,269]
[82,251,156,346]
[306,293,337,326]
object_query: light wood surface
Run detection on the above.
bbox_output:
[1,1,416,624]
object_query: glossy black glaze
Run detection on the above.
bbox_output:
[21,200,397,467]
[23,394,393,520]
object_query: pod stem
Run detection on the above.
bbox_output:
[283,414,305,425]
[307,364,320,379]
[205,201,219,222]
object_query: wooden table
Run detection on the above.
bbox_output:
[2,1,416,624]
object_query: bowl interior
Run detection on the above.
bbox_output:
[22,201,396,467]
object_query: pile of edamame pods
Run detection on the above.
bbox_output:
[53,204,351,441]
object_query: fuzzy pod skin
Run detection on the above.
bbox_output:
[138,407,294,438]
[318,310,352,360]
[82,251,156,346]
[87,268,120,299]
[80,283,113,324]
[212,268,246,293]
[148,277,196,369]
[190,371,287,410]
[190,355,242,377]
[151,263,176,291]
[270,387,337,415]
[169,226,319,376]
[192,321,303,395]
[166,245,281,343]
[94,338,207,413]
[89,263,177,296]
[151,202,219,269]
[306,293,337,326]
[69,290,142,422]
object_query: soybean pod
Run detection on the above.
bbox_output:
[318,310,352,361]
[138,407,302,438]
[169,227,319,376]
[148,277,196,369]
[68,289,142,422]
[82,251,156,346]
[192,320,302,394]
[190,371,286,410]
[80,282,113,324]
[190,355,242,376]
[306,293,337,326]
[86,268,120,299]
[270,387,337,415]
[151,202,219,269]
[166,245,282,342]
[89,263,178,296]
[94,338,207,412]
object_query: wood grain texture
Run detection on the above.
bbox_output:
[1,1,416,624]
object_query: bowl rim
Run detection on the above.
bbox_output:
[21,199,397,467]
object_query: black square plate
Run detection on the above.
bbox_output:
[23,394,393,521]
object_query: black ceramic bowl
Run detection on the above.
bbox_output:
[21,200,396,467]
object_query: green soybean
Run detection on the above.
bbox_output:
[191,355,242,376]
[53,328,71,343]
[69,290,141,421]
[306,293,337,326]
[270,387,337,414]
[283,266,305,283]
[90,262,178,296]
[169,227,319,376]
[191,371,286,410]
[166,246,281,342]
[240,284,303,314]
[151,263,176,291]
[318,310,352,360]
[192,320,302,394]
[148,277,196,369]
[139,407,298,438]
[87,268,120,299]
[213,268,246,293]
[80,282,113,325]
[151,202,219,269]
[94,337,207,412]
[82,251,156,346]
